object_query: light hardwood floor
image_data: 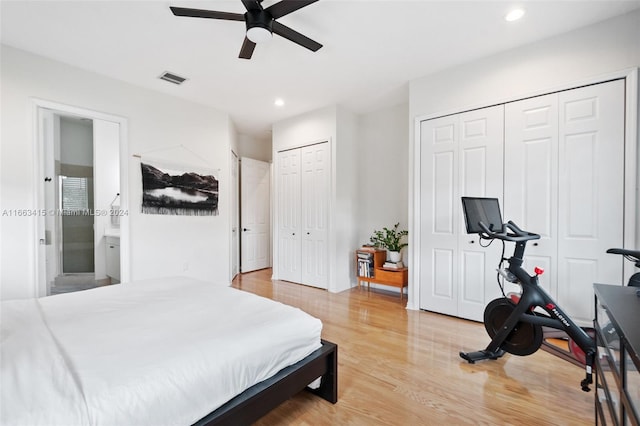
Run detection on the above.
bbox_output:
[233,269,593,426]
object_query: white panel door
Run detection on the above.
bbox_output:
[93,119,120,281]
[557,80,625,324]
[420,114,459,316]
[457,106,505,321]
[277,149,302,283]
[301,143,330,289]
[419,105,504,321]
[240,157,270,273]
[504,93,559,296]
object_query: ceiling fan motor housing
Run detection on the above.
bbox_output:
[245,9,273,33]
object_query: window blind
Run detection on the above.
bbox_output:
[61,176,89,211]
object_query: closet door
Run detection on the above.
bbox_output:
[300,143,330,289]
[277,149,302,283]
[419,105,504,321]
[419,114,459,316]
[504,93,559,296]
[457,106,505,320]
[557,80,625,324]
[505,80,625,325]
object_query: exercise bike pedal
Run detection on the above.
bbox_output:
[459,349,505,363]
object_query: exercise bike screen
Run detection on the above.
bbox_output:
[461,197,503,234]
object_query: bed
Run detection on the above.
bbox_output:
[0,276,337,425]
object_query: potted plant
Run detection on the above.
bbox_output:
[369,223,408,262]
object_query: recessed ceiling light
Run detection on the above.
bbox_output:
[505,8,526,22]
[274,98,285,107]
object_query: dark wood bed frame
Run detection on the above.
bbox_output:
[193,339,338,426]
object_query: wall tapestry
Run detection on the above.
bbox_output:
[141,161,219,216]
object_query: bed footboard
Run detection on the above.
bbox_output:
[194,339,338,426]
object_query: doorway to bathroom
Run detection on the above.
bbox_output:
[52,115,99,294]
[35,100,128,297]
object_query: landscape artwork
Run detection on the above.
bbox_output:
[141,161,219,216]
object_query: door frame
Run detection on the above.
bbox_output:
[32,98,129,297]
[230,150,240,281]
[409,68,638,311]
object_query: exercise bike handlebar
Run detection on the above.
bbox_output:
[478,220,541,242]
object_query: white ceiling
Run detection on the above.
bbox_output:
[2,0,639,140]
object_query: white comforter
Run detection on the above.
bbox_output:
[1,277,322,426]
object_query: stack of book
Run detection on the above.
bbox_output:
[357,251,375,277]
[383,261,404,269]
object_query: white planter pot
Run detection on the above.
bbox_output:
[388,251,401,262]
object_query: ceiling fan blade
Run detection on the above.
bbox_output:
[241,0,263,12]
[239,37,256,59]
[170,7,244,21]
[272,21,322,52]
[267,0,319,19]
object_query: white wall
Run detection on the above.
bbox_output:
[60,117,93,167]
[1,45,233,299]
[272,106,336,151]
[229,119,239,156]
[356,103,409,246]
[237,133,272,163]
[410,10,640,119]
[351,102,409,294]
[335,106,359,291]
[407,9,640,309]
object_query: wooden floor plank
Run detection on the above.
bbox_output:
[232,269,592,425]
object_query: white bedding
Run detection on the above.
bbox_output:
[0,277,322,426]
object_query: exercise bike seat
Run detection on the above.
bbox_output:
[606,247,640,260]
[607,248,640,288]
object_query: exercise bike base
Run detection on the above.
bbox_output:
[459,349,505,363]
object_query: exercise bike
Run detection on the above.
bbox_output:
[458,197,597,392]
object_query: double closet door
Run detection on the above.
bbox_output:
[503,80,624,324]
[419,79,625,323]
[277,142,330,289]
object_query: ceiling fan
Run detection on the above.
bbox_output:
[170,0,323,59]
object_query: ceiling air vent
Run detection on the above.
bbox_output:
[159,71,187,85]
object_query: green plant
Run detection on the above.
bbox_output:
[369,223,408,252]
